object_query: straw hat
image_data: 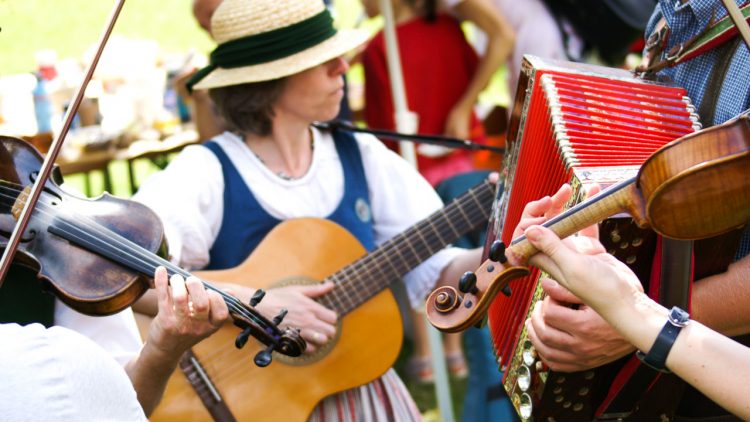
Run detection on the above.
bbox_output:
[191,0,369,90]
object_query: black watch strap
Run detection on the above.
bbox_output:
[636,306,689,373]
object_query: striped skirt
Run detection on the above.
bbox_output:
[308,369,421,421]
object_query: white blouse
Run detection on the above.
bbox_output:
[0,323,146,421]
[134,128,462,308]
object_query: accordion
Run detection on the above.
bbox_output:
[486,56,701,421]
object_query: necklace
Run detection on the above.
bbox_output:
[246,133,315,181]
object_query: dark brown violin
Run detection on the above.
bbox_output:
[427,113,750,332]
[0,136,305,365]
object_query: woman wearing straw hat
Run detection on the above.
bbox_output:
[134,0,483,419]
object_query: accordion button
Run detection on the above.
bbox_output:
[518,365,531,391]
[519,393,533,419]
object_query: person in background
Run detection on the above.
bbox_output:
[443,0,654,100]
[171,0,226,142]
[180,0,353,141]
[362,0,513,186]
[360,0,511,385]
[134,0,485,419]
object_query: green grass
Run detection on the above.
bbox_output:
[0,0,214,75]
[393,338,469,420]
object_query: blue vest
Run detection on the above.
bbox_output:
[203,129,375,270]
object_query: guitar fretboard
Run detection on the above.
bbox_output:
[319,180,496,315]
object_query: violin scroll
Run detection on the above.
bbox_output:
[426,254,529,333]
[228,290,306,365]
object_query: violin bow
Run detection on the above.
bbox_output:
[0,0,127,287]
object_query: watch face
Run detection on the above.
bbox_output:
[669,306,690,326]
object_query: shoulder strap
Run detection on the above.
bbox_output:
[638,3,750,75]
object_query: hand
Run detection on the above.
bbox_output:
[443,103,472,141]
[229,282,338,354]
[146,267,229,359]
[173,67,212,105]
[511,184,572,240]
[508,183,600,266]
[525,278,636,372]
[525,224,644,312]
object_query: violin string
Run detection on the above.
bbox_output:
[0,185,308,361]
[0,178,491,357]
[0,184,270,334]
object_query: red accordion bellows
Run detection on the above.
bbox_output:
[486,56,701,418]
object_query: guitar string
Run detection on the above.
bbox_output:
[169,81,691,390]
[186,181,495,378]
[160,80,693,404]
[324,183,492,316]
[324,180,494,309]
[190,182,494,377]
[325,181,493,314]
[0,179,491,373]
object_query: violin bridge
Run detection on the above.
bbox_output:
[11,186,32,220]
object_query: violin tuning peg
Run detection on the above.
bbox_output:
[473,315,488,329]
[235,327,253,349]
[249,289,266,307]
[458,271,478,294]
[501,284,512,297]
[489,241,508,264]
[272,309,288,326]
[254,344,275,367]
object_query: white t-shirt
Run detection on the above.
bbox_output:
[54,300,143,366]
[0,323,146,421]
[134,128,461,308]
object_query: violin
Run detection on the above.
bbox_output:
[427,113,750,332]
[0,135,305,365]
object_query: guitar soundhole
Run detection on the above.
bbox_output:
[270,276,343,366]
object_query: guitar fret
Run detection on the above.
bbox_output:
[323,181,495,315]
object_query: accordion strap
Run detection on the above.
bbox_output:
[637,2,750,75]
[595,237,694,420]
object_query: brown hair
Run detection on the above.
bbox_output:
[405,0,437,21]
[208,78,287,136]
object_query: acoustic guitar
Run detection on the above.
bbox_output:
[137,179,495,421]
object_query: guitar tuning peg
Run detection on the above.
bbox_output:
[489,240,508,264]
[272,309,288,326]
[458,271,478,294]
[254,344,275,367]
[249,289,266,307]
[235,327,253,349]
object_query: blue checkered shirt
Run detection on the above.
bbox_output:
[646,0,750,258]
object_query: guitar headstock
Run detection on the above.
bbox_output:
[426,241,529,333]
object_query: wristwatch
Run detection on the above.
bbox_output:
[636,306,690,373]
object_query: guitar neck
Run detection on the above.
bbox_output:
[320,179,496,315]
